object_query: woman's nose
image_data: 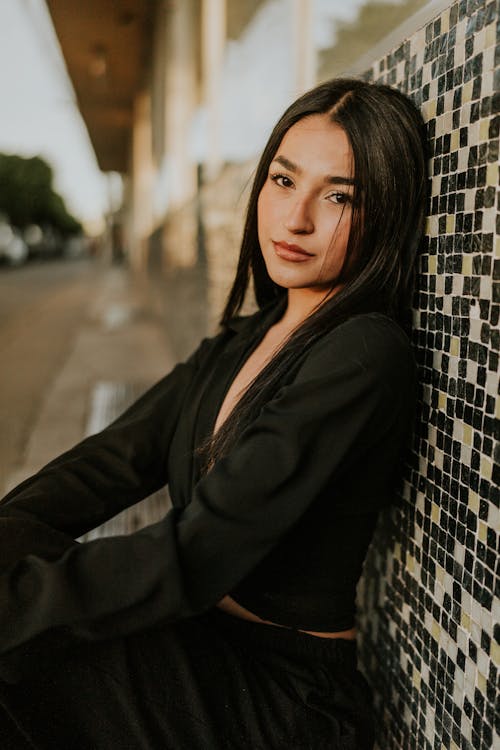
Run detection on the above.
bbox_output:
[283,197,314,234]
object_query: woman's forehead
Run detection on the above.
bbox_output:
[273,115,354,180]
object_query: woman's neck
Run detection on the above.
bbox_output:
[278,287,338,332]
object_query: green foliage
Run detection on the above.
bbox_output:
[0,153,82,235]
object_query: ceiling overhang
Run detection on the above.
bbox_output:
[46,0,154,173]
[227,0,265,40]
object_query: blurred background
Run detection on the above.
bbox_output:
[0,0,447,492]
[2,7,498,750]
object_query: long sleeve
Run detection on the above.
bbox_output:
[0,340,209,573]
[0,314,416,671]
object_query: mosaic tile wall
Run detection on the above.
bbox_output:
[356,1,499,749]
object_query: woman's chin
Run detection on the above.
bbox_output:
[266,270,335,295]
[264,265,314,291]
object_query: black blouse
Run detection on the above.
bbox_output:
[0,302,417,664]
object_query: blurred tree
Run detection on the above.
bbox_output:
[0,154,82,234]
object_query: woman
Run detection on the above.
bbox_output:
[0,78,427,748]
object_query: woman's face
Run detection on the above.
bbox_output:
[257,114,355,295]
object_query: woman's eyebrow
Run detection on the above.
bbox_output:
[272,155,355,186]
[273,155,300,173]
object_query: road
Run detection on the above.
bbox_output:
[0,257,102,493]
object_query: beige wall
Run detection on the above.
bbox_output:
[201,161,256,328]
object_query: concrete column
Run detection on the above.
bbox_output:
[130,90,154,272]
[292,0,315,96]
[201,0,226,181]
[162,0,198,211]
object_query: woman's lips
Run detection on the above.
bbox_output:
[272,241,314,262]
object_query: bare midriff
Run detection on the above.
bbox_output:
[216,595,357,640]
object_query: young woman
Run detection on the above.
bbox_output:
[0,78,427,749]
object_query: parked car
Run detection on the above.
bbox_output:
[63,234,89,258]
[24,224,63,259]
[0,221,29,266]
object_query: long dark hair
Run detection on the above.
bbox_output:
[201,78,428,471]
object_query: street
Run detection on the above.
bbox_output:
[0,257,173,496]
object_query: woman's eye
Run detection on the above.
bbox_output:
[327,192,350,205]
[270,173,294,188]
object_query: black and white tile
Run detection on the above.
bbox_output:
[357,2,499,748]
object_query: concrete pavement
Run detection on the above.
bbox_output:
[4,264,176,522]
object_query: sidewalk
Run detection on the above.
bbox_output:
[5,266,175,520]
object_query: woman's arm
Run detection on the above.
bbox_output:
[0,316,416,665]
[0,336,213,574]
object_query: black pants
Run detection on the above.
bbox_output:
[1,609,374,749]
